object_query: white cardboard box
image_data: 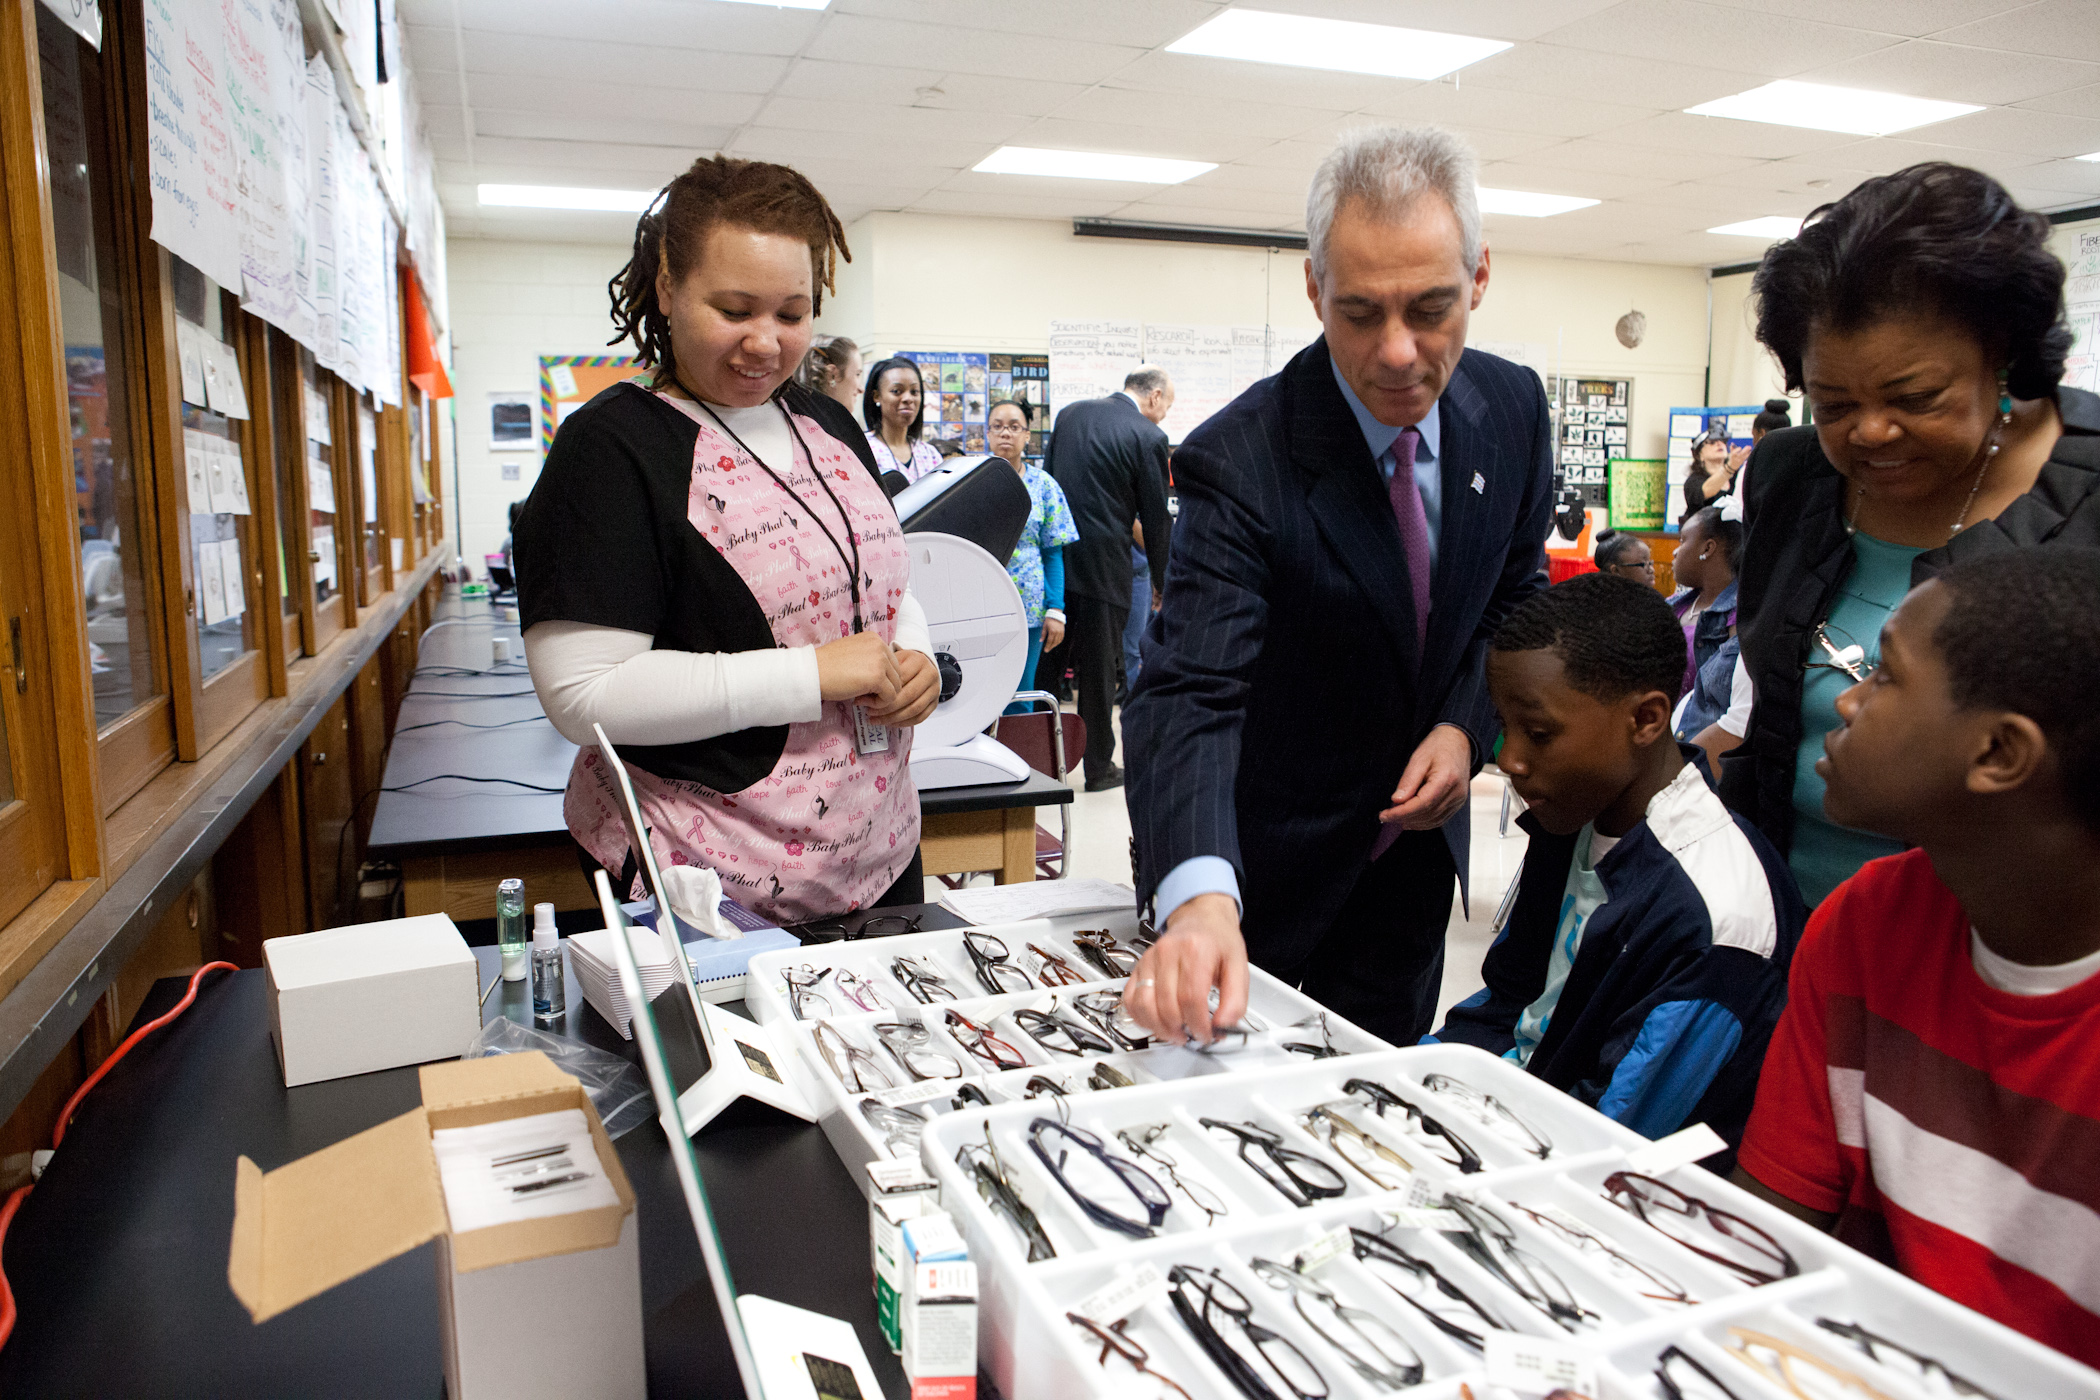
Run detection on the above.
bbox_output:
[229,1053,646,1400]
[264,913,481,1087]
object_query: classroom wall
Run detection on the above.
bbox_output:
[1708,268,1792,413]
[445,237,634,565]
[821,211,1711,461]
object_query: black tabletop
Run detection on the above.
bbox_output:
[916,769,1073,815]
[0,942,910,1398]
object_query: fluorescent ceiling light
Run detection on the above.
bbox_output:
[479,184,657,212]
[714,0,829,8]
[1166,9,1510,81]
[1709,216,1805,240]
[973,147,1216,184]
[2078,151,2100,162]
[1477,187,1598,217]
[1686,80,1981,136]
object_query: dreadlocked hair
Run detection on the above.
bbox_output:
[607,155,851,390]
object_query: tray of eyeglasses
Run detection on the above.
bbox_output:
[744,914,1397,1199]
[917,1044,2097,1400]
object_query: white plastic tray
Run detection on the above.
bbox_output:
[916,1044,2100,1400]
[745,913,1390,1199]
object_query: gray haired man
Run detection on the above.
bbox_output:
[1121,126,1555,1046]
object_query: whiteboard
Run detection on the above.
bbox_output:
[1047,319,1142,416]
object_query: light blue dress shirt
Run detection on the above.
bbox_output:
[1151,365,1445,925]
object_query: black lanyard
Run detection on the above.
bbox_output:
[696,398,866,634]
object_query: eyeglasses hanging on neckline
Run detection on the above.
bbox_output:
[783,963,833,1020]
[1813,1318,2003,1400]
[1027,942,1090,986]
[1027,1117,1171,1239]
[965,930,1036,994]
[1806,620,1876,684]
[1602,1171,1800,1286]
[891,955,959,1004]
[1438,1196,1597,1332]
[1200,1117,1347,1208]
[1247,1255,1425,1390]
[1072,929,1140,979]
[872,1020,963,1081]
[943,1009,1029,1071]
[1166,1264,1330,1400]
[956,1127,1056,1262]
[1508,1201,1694,1307]
[1116,1124,1227,1227]
[1297,1105,1412,1191]
[812,1020,896,1093]
[1342,1078,1484,1173]
[1347,1227,1505,1353]
[1419,1072,1553,1159]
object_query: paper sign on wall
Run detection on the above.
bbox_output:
[202,340,250,418]
[176,323,209,407]
[311,528,336,586]
[182,428,216,513]
[217,538,248,619]
[197,539,229,623]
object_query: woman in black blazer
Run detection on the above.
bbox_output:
[1721,163,2100,906]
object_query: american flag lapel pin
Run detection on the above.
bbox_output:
[1470,471,1486,494]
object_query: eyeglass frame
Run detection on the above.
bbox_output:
[783,963,833,1020]
[1066,1312,1195,1400]
[1508,1201,1694,1307]
[891,955,959,1004]
[1420,1072,1553,1159]
[811,1019,897,1094]
[1014,1002,1119,1057]
[1248,1255,1425,1390]
[832,966,891,1013]
[1807,619,1875,684]
[872,1020,963,1081]
[1027,1117,1171,1239]
[1299,1105,1412,1191]
[1072,929,1139,979]
[965,930,1035,995]
[858,1096,926,1154]
[802,911,927,942]
[1440,1196,1597,1330]
[1347,1227,1503,1353]
[957,1129,1056,1263]
[1027,942,1090,986]
[1166,1264,1329,1400]
[1200,1117,1347,1209]
[943,1009,1029,1071]
[1073,989,1148,1050]
[1116,1124,1228,1227]
[1727,1326,1903,1400]
[1343,1078,1484,1173]
[1814,1317,2003,1400]
[1603,1170,1800,1286]
[1087,1061,1133,1091]
[1656,1343,1750,1400]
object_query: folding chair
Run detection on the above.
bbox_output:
[993,690,1084,881]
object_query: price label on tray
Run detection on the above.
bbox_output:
[1377,1205,1467,1233]
[1485,1331,1599,1396]
[876,1079,963,1109]
[1071,1262,1167,1328]
[1624,1121,1728,1176]
[1292,1226,1353,1273]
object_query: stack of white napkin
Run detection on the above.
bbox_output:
[567,925,677,1039]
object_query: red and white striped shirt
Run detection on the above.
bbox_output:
[1741,849,2100,1367]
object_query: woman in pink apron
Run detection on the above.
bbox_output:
[514,156,937,924]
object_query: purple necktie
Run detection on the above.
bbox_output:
[1374,426,1431,862]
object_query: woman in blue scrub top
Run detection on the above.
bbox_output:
[1725,162,2100,906]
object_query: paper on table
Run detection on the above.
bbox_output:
[938,877,1135,924]
[430,1107,617,1234]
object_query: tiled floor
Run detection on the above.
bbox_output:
[1046,707,1529,1027]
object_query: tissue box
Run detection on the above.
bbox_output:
[228,1052,646,1400]
[263,914,481,1087]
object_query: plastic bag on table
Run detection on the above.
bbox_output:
[462,1017,654,1140]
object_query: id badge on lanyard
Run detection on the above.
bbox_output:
[852,704,889,755]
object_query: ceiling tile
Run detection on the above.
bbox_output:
[1931,0,2100,65]
[403,23,457,78]
[453,31,788,91]
[1185,162,1330,196]
[833,0,1215,49]
[1358,79,1665,141]
[422,0,822,54]
[776,59,1086,117]
[752,96,1031,147]
[1812,135,2052,185]
[1105,199,1306,231]
[1704,0,2027,37]
[2018,83,2100,121]
[1798,39,2100,107]
[1457,43,1749,112]
[902,189,1134,219]
[465,73,763,127]
[474,109,737,151]
[1053,86,1345,141]
[1531,0,1899,76]
[459,137,698,180]
[1523,139,1765,182]
[1126,182,1309,216]
[1602,111,1866,160]
[1475,160,1675,202]
[1242,0,1623,44]
[803,13,1145,85]
[1916,106,2100,160]
[731,123,988,169]
[994,118,1270,166]
[1100,52,1422,111]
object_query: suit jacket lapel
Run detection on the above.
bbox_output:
[1288,341,1423,676]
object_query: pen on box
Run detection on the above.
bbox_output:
[510,1172,589,1194]
[491,1143,569,1168]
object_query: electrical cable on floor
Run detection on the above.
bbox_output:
[402,689,539,700]
[411,663,530,678]
[381,774,566,794]
[392,715,549,734]
[0,961,238,1350]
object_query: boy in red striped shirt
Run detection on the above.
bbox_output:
[1735,548,2100,1366]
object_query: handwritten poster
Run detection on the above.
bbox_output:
[2062,230,2100,395]
[1141,324,1234,444]
[143,0,240,287]
[1047,319,1141,412]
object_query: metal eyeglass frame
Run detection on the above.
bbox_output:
[811,1020,896,1094]
[1027,942,1090,986]
[1072,989,1148,1050]
[1116,1124,1227,1227]
[1066,1312,1194,1400]
[1072,929,1139,979]
[804,911,927,942]
[872,1020,963,1081]
[1027,1117,1171,1239]
[943,1009,1029,1071]
[858,1097,926,1154]
[1281,1012,1342,1059]
[965,929,1035,995]
[1347,1227,1504,1352]
[1603,1171,1800,1286]
[1343,1078,1484,1174]
[1440,1196,1597,1330]
[1656,1343,1750,1400]
[1508,1201,1694,1307]
[956,1130,1056,1262]
[1807,620,1874,684]
[783,963,833,1020]
[890,955,958,1005]
[1013,1001,1119,1058]
[1420,1072,1553,1159]
[1248,1255,1425,1390]
[1298,1105,1412,1190]
[832,967,892,1013]
[1200,1117,1347,1209]
[1166,1264,1329,1400]
[1814,1318,2003,1400]
[951,1081,992,1111]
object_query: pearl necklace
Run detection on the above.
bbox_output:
[1844,403,2012,540]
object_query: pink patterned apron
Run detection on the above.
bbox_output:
[565,392,920,923]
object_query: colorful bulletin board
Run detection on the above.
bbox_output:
[899,351,1051,462]
[539,355,644,453]
[1550,376,1633,509]
[1608,458,1669,531]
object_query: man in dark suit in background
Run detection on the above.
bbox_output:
[1048,366,1175,790]
[1122,126,1553,1047]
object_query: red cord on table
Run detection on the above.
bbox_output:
[0,961,237,1350]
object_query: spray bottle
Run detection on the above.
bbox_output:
[531,903,565,1024]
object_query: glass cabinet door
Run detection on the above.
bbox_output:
[170,260,259,685]
[303,354,347,651]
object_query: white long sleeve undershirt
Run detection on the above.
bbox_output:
[525,593,932,749]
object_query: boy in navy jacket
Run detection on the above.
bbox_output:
[1433,573,1806,1158]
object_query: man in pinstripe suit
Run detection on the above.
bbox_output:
[1122,127,1555,1048]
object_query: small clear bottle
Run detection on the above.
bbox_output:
[496,878,529,982]
[531,903,565,1024]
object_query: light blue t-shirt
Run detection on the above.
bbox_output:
[1788,532,1923,907]
[1507,825,1618,1067]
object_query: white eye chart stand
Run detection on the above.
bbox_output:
[593,725,815,1134]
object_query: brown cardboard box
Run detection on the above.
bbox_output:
[227,1051,645,1399]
